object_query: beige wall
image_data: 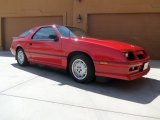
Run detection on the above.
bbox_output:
[73,0,160,30]
[0,0,160,58]
[0,0,74,49]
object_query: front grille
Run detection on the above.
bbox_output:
[129,66,138,72]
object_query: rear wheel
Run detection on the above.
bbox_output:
[16,48,29,66]
[69,54,95,83]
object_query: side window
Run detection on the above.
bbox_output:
[32,27,57,40]
[19,29,32,37]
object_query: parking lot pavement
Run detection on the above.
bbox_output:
[0,51,160,120]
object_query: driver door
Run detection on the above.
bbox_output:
[28,26,62,67]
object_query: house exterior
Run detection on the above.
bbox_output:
[0,0,160,59]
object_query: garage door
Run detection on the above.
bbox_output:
[2,16,63,50]
[88,14,160,59]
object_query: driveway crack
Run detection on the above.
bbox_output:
[0,76,38,93]
[0,93,160,120]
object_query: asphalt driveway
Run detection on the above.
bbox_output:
[0,51,160,120]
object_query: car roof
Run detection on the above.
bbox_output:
[36,24,78,29]
[36,24,57,28]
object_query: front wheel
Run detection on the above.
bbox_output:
[69,54,95,83]
[16,48,29,66]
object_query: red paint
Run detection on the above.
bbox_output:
[10,25,150,80]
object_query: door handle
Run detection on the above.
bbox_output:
[29,43,32,46]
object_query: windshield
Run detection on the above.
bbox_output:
[57,26,88,38]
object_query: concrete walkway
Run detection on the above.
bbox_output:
[0,51,160,120]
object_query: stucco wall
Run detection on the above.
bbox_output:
[73,0,160,30]
[0,0,74,49]
[0,0,160,53]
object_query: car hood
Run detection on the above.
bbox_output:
[78,37,143,52]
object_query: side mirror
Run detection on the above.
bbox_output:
[49,35,59,41]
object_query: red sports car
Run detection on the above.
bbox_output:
[10,25,150,83]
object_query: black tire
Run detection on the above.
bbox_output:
[16,48,29,66]
[69,54,95,83]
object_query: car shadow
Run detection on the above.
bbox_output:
[11,63,160,104]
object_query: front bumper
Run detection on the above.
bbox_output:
[94,58,150,80]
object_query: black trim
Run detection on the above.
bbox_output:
[26,51,67,58]
[94,60,127,64]
[94,60,138,65]
[94,60,149,65]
